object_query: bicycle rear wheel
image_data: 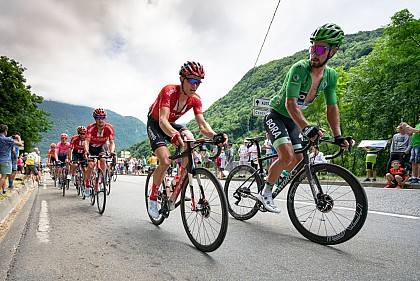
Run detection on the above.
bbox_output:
[180,168,229,252]
[144,171,165,225]
[96,169,107,214]
[224,165,261,220]
[287,163,368,245]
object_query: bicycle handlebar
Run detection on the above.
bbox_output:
[169,139,222,161]
[295,136,354,160]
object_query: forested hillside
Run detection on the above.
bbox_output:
[37,100,147,155]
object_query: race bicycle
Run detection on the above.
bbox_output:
[224,136,368,245]
[84,154,112,214]
[72,160,86,196]
[145,139,229,252]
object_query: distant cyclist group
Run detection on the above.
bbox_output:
[48,108,116,198]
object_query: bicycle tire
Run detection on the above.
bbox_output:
[52,169,57,187]
[287,163,368,245]
[224,165,261,221]
[96,169,107,214]
[90,175,95,205]
[62,173,66,196]
[144,172,165,225]
[112,166,118,182]
[180,168,229,252]
[106,170,112,195]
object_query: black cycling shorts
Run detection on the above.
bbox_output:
[88,146,105,156]
[264,109,303,150]
[72,152,87,167]
[147,117,186,152]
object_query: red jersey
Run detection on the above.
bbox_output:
[48,149,56,159]
[148,84,203,123]
[390,167,407,177]
[86,123,115,147]
[56,142,71,156]
[70,135,85,153]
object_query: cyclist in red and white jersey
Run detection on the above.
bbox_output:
[146,61,228,219]
[84,108,116,196]
[55,133,72,187]
[69,126,88,184]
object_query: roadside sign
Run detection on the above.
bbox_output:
[253,98,270,108]
[357,140,389,149]
[253,109,269,117]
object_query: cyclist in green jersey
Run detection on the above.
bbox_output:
[259,23,350,213]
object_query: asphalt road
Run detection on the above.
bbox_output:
[1,175,419,281]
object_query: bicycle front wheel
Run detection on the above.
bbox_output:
[106,170,112,195]
[287,163,368,245]
[224,165,261,221]
[112,167,118,182]
[144,171,165,225]
[180,168,229,252]
[96,169,107,214]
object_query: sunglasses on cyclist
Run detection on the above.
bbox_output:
[186,78,202,86]
[309,45,334,56]
[95,116,106,120]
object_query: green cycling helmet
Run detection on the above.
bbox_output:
[310,23,344,45]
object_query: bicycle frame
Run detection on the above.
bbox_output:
[244,137,350,205]
[166,139,221,211]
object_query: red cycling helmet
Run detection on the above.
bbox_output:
[179,61,205,79]
[60,133,68,139]
[93,108,107,118]
[77,126,87,134]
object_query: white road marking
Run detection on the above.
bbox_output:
[36,200,50,243]
[278,199,420,220]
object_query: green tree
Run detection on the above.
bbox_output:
[344,9,420,175]
[0,56,52,150]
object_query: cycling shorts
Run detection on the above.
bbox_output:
[264,109,302,150]
[72,152,87,167]
[88,146,105,157]
[57,153,68,163]
[147,117,187,152]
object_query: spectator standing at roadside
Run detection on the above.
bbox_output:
[248,140,259,170]
[150,153,157,171]
[8,133,21,189]
[0,125,23,194]
[225,143,235,172]
[387,124,412,170]
[309,146,326,164]
[401,119,420,183]
[200,147,210,169]
[238,140,249,166]
[262,133,273,171]
[363,146,381,182]
[17,154,24,174]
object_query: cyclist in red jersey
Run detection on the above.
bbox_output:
[146,61,228,219]
[69,126,88,184]
[84,108,116,196]
[55,133,72,188]
[47,143,57,179]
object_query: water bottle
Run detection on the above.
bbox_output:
[275,170,289,186]
[165,178,172,195]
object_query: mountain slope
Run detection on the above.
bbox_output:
[36,100,147,155]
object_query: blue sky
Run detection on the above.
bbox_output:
[1,0,419,124]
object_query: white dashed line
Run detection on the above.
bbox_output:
[36,200,50,243]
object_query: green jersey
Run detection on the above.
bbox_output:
[269,59,338,118]
[412,123,420,147]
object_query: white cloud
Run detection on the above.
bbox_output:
[1,0,419,124]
